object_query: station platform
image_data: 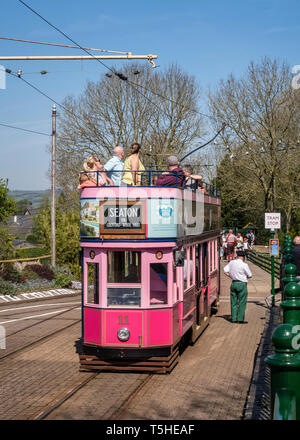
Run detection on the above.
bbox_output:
[116,260,280,420]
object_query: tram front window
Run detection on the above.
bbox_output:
[108,251,141,283]
[107,251,141,306]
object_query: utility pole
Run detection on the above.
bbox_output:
[51,104,56,268]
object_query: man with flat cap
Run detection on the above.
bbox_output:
[224,250,252,323]
[156,155,185,187]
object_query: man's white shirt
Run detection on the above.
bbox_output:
[224,259,252,283]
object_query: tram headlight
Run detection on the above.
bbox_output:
[117,327,130,342]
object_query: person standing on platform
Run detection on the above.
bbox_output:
[243,238,250,261]
[224,250,252,324]
[226,229,237,262]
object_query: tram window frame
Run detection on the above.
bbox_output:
[86,262,99,305]
[106,250,142,307]
[184,246,195,292]
[107,250,141,284]
[150,263,168,305]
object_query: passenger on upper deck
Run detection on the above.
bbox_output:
[83,156,114,186]
[121,143,145,186]
[104,146,125,186]
[182,164,203,189]
[77,172,97,189]
[156,155,185,187]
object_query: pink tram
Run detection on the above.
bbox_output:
[76,173,221,373]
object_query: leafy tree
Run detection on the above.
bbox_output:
[0,227,14,260]
[209,57,300,235]
[0,178,16,223]
[31,194,80,278]
[54,63,205,206]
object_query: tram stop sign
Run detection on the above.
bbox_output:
[265,213,281,230]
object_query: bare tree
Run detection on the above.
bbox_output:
[208,57,300,231]
[55,63,204,203]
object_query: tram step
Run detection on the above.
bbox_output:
[79,348,179,373]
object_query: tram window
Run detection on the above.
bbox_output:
[107,251,141,283]
[150,263,168,305]
[184,248,193,291]
[87,262,99,304]
[107,287,141,306]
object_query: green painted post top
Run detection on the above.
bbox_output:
[284,282,300,299]
[265,324,300,367]
[284,235,293,244]
[284,263,297,274]
[282,264,298,285]
[284,245,294,254]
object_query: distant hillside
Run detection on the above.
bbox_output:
[8,190,52,208]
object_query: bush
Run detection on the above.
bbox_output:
[15,247,46,259]
[54,266,73,288]
[1,263,24,283]
[0,279,17,295]
[21,266,40,280]
[25,264,55,281]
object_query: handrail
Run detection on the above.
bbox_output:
[248,250,281,279]
[0,255,51,263]
[79,169,221,198]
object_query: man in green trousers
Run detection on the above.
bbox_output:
[224,250,252,324]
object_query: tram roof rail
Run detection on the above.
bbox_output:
[78,169,221,198]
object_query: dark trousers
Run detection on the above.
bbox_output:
[230,281,248,322]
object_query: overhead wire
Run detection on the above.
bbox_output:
[16,0,222,126]
[0,120,75,142]
[14,0,227,159]
[0,36,130,54]
[0,121,50,137]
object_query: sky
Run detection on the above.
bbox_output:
[0,0,300,190]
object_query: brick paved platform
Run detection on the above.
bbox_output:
[115,261,278,420]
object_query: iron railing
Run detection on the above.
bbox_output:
[248,249,282,279]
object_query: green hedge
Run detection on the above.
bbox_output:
[15,247,47,259]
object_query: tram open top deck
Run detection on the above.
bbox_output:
[80,171,221,245]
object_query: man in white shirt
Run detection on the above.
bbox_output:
[104,146,125,186]
[224,250,252,324]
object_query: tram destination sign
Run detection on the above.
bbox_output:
[100,200,146,238]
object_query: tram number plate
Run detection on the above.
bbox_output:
[103,204,142,229]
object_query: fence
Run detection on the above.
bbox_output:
[0,255,51,266]
[248,249,282,279]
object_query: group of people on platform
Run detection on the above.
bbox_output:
[78,144,204,190]
[220,229,255,262]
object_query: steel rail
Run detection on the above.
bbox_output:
[0,304,81,361]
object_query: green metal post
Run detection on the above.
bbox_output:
[265,324,300,420]
[282,264,298,301]
[281,282,300,325]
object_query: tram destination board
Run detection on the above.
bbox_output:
[100,200,146,238]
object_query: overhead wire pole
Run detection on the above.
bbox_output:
[51,104,56,268]
[0,54,157,62]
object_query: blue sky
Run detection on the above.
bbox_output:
[1,0,300,190]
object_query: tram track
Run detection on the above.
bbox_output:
[35,371,154,420]
[0,304,81,361]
